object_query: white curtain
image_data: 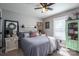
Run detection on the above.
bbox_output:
[53,16,68,40]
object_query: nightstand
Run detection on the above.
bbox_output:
[5,36,18,52]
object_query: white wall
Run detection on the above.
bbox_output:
[2,9,42,32]
[43,18,54,36]
[43,7,79,40]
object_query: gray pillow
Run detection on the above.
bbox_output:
[19,32,25,38]
[24,33,30,37]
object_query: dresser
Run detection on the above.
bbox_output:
[5,36,18,52]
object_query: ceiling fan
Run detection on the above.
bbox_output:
[34,3,55,13]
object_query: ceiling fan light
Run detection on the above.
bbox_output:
[42,8,47,13]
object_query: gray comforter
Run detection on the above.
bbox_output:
[20,36,50,56]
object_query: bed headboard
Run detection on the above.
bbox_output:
[20,26,37,32]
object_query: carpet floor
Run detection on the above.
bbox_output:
[0,47,79,56]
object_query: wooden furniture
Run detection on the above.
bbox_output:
[66,19,79,51]
[5,36,18,52]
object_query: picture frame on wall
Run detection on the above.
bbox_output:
[45,22,50,29]
[4,20,19,37]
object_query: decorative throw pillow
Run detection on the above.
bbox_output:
[24,33,30,37]
[19,32,25,38]
[30,32,37,37]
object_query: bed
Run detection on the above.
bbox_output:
[19,32,57,56]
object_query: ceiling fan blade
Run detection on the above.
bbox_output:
[40,3,44,7]
[47,8,53,10]
[40,3,47,7]
[34,7,42,9]
[47,3,55,6]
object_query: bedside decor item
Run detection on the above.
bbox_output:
[5,29,10,38]
[7,35,10,38]
[38,30,42,35]
[34,26,36,28]
[12,31,17,37]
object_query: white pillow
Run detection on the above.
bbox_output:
[24,33,30,37]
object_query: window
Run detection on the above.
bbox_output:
[53,16,68,40]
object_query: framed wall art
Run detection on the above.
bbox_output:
[45,22,50,29]
[4,20,19,37]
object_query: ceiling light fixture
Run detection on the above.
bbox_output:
[34,3,55,13]
[42,8,48,13]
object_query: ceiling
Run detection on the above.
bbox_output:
[0,3,79,19]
